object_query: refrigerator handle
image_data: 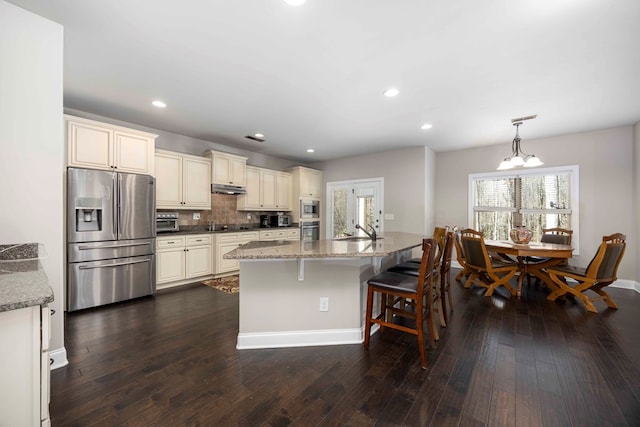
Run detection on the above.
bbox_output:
[78,258,151,270]
[77,242,152,250]
[113,174,118,236]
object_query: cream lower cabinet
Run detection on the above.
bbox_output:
[260,228,300,241]
[0,305,50,426]
[157,234,212,288]
[65,114,157,175]
[155,150,211,210]
[213,231,259,275]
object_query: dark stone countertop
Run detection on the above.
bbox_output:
[157,224,300,236]
[0,243,54,312]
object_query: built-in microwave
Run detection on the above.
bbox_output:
[300,200,320,219]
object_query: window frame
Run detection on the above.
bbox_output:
[468,165,580,254]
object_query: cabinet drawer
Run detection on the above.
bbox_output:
[287,229,300,238]
[272,230,287,239]
[186,234,211,246]
[239,231,259,243]
[216,233,239,243]
[157,235,186,248]
[259,230,274,240]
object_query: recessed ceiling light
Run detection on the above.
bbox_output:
[421,123,433,130]
[383,88,399,97]
[284,0,306,5]
[254,133,265,138]
[152,100,166,108]
[306,148,315,153]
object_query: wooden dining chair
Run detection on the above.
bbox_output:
[439,231,455,324]
[454,230,473,283]
[546,233,626,313]
[363,239,437,369]
[527,227,573,286]
[460,228,518,297]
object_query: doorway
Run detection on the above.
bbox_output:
[326,179,383,239]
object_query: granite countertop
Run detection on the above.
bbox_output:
[224,232,425,260]
[0,244,54,312]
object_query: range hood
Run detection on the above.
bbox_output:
[211,183,247,195]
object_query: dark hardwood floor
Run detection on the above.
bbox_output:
[51,271,640,426]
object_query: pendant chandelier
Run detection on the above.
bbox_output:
[497,115,543,170]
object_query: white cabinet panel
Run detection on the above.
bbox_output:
[237,166,291,211]
[66,115,156,174]
[155,150,211,210]
[157,234,212,286]
[208,150,247,186]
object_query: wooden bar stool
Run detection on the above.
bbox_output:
[363,238,437,369]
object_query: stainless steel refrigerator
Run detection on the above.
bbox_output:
[67,167,156,311]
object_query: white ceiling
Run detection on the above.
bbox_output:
[9,0,640,162]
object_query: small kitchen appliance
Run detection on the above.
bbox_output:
[156,212,179,233]
[260,215,271,228]
[270,214,291,227]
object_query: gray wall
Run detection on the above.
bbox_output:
[435,126,636,281]
[313,146,435,235]
[0,2,65,354]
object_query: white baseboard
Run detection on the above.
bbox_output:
[609,279,640,293]
[50,347,68,370]
[237,328,363,350]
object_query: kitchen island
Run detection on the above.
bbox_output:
[224,232,425,349]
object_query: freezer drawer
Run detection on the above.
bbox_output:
[68,239,155,263]
[68,254,155,311]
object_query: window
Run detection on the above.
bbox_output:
[468,165,579,251]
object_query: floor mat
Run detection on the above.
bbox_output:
[202,275,239,294]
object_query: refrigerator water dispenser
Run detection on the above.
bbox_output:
[75,197,102,232]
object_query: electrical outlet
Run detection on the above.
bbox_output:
[193,213,200,220]
[247,213,252,219]
[319,297,329,312]
[384,213,394,220]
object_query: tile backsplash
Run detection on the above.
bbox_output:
[170,194,289,228]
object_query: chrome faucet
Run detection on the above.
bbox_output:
[355,224,377,241]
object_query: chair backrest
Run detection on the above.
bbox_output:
[416,238,437,297]
[541,228,573,245]
[454,230,466,265]
[440,231,455,278]
[460,228,490,270]
[433,226,449,266]
[584,233,626,280]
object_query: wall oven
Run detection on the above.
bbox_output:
[300,200,320,219]
[301,221,320,241]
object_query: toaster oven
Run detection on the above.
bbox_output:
[156,212,179,233]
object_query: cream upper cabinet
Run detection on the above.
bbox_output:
[155,150,211,209]
[206,150,247,186]
[275,172,292,211]
[237,166,291,211]
[288,166,323,199]
[65,114,157,175]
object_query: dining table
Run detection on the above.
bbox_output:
[484,240,574,297]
